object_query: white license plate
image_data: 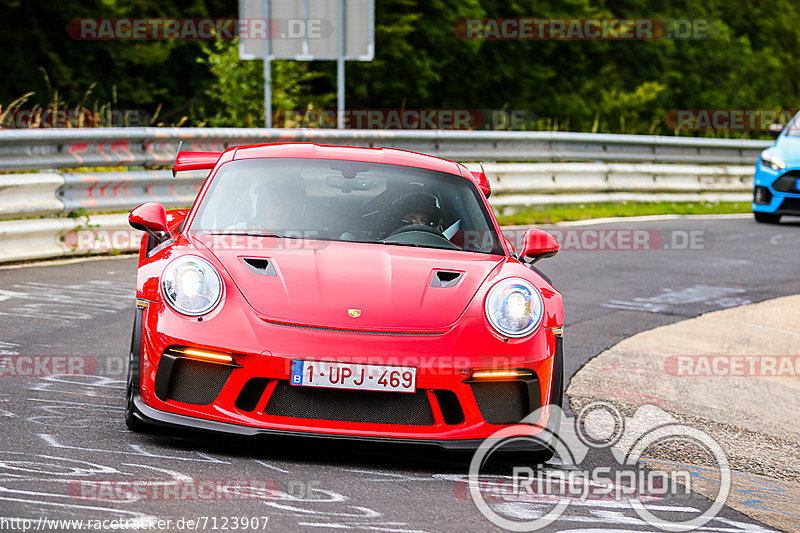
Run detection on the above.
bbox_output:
[290,360,417,393]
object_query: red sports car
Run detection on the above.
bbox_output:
[126,143,564,453]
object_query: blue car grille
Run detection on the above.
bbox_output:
[772,171,800,193]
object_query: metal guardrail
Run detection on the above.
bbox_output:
[0,163,754,220]
[0,128,771,171]
[0,128,763,263]
[0,171,206,220]
[58,170,206,214]
[468,162,753,208]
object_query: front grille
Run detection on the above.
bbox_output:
[166,359,232,405]
[265,381,435,425]
[773,171,800,193]
[235,378,269,411]
[434,389,464,425]
[471,381,529,425]
[753,186,772,205]
[778,197,800,213]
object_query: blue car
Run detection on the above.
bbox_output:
[753,112,800,223]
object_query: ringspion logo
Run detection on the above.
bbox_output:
[467,402,730,531]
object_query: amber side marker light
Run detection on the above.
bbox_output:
[470,369,534,380]
[173,348,234,364]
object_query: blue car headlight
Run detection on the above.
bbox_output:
[760,149,786,171]
[161,256,223,316]
[484,278,544,338]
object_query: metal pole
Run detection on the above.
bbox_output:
[263,0,272,128]
[337,0,346,129]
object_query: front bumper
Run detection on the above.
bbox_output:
[752,164,800,215]
[130,391,552,451]
[134,298,562,447]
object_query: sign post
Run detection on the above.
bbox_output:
[239,0,375,129]
[337,0,346,129]
[262,0,271,128]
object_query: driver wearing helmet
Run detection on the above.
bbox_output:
[253,175,307,230]
[389,191,443,232]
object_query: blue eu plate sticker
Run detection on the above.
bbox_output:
[290,360,304,385]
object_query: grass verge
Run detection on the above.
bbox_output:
[495,201,751,226]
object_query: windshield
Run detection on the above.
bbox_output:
[189,158,503,254]
[785,112,800,137]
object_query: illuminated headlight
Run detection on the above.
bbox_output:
[161,256,222,316]
[760,150,786,171]
[484,278,544,338]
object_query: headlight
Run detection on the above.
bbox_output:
[760,150,786,171]
[161,256,222,316]
[484,278,544,338]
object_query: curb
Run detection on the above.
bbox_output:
[567,295,800,532]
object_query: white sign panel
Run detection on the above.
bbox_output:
[239,0,374,61]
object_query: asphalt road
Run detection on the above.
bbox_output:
[0,215,797,532]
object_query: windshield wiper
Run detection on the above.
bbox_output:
[376,240,425,248]
[200,231,300,239]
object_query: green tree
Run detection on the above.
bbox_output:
[2,0,799,135]
[198,39,334,127]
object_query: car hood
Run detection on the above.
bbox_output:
[193,236,504,332]
[773,136,800,167]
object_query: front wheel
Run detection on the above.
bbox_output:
[754,212,781,224]
[124,376,145,432]
[502,338,564,466]
[125,309,150,432]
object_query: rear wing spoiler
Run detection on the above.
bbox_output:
[470,163,491,198]
[172,142,222,177]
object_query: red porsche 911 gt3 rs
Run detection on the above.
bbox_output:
[125,142,564,455]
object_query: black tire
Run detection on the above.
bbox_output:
[125,308,149,432]
[503,446,555,466]
[754,212,781,224]
[501,337,564,465]
[124,379,145,432]
[531,340,564,464]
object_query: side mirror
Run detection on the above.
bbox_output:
[129,202,169,244]
[519,229,559,264]
[768,123,784,139]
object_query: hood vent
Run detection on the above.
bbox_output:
[431,270,463,288]
[241,257,277,277]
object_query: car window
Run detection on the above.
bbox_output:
[784,112,800,137]
[189,158,503,254]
